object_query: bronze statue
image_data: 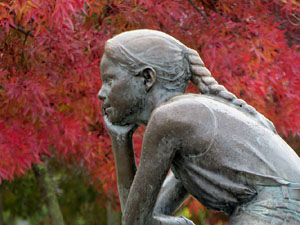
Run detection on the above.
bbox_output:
[98,29,300,225]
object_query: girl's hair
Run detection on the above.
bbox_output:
[186,48,277,133]
[104,29,277,133]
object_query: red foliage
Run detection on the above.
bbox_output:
[0,0,299,208]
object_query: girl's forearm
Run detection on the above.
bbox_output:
[111,134,137,212]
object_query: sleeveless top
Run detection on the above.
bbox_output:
[170,95,300,215]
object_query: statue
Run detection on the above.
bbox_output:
[97,29,300,225]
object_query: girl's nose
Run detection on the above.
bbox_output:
[97,89,105,101]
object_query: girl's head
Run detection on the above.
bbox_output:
[104,29,192,92]
[99,29,276,133]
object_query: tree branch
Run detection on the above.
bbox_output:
[9,24,34,37]
[0,185,3,225]
[188,0,209,24]
[32,162,65,225]
[286,13,300,26]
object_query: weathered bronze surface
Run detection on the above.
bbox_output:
[98,29,300,225]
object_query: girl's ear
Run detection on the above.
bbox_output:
[140,67,157,92]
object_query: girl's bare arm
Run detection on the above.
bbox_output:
[122,107,194,225]
[154,172,190,216]
[103,115,138,212]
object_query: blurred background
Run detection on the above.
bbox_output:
[0,0,299,224]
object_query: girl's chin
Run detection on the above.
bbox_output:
[107,110,137,125]
[108,114,129,126]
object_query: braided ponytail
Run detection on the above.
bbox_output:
[187,48,277,134]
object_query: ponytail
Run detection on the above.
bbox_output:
[186,48,277,134]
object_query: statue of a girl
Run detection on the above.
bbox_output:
[98,30,300,225]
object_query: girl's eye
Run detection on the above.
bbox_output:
[105,78,113,86]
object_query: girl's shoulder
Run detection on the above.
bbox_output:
[149,94,218,131]
[146,94,218,147]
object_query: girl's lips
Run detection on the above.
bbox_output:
[102,103,111,111]
[103,106,112,115]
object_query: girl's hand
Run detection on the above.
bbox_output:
[103,114,138,139]
[150,215,196,225]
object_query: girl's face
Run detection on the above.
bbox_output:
[98,53,147,125]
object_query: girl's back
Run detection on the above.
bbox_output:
[161,94,300,213]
